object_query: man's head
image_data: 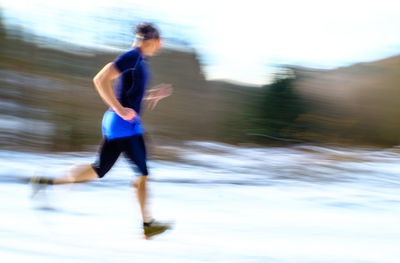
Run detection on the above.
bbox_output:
[133,23,161,56]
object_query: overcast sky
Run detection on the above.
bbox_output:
[2,0,400,85]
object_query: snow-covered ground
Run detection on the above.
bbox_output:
[1,142,399,263]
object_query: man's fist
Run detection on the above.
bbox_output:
[146,83,173,110]
[116,107,137,121]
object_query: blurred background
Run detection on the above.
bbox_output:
[1,0,400,152]
[1,1,400,263]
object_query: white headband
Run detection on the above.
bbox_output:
[135,34,144,41]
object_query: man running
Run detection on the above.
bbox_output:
[31,23,172,238]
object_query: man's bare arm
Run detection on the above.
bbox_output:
[93,63,136,120]
[144,83,173,110]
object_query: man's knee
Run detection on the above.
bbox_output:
[91,163,106,178]
[132,175,147,189]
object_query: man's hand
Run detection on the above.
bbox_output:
[145,83,173,110]
[115,107,137,121]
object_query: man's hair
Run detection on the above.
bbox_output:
[135,23,160,40]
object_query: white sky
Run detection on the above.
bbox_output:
[1,0,400,85]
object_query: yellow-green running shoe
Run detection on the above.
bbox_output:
[143,220,171,239]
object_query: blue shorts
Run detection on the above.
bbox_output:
[102,110,144,140]
[92,135,148,177]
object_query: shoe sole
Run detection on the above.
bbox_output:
[144,225,171,239]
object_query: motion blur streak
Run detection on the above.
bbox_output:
[1,2,400,263]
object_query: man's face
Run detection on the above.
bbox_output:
[149,38,162,56]
[140,38,162,56]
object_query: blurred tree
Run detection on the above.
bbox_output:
[249,71,308,142]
